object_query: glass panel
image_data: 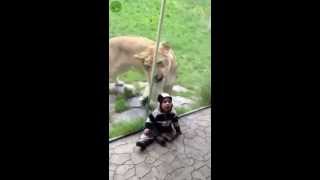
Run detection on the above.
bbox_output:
[109,0,211,139]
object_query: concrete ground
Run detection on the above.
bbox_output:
[109,108,211,180]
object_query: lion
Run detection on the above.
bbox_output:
[109,36,177,104]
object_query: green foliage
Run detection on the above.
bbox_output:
[114,95,129,112]
[196,74,211,107]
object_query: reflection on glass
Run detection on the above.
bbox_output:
[108,0,211,139]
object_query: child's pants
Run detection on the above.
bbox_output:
[153,127,177,142]
[137,127,177,147]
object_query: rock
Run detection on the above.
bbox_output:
[173,85,189,93]
[128,96,142,107]
[172,96,194,109]
[109,83,125,94]
[109,82,196,123]
[137,81,148,89]
[112,108,146,122]
[123,84,137,98]
[116,79,125,85]
[109,83,138,97]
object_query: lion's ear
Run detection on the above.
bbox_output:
[160,41,171,55]
[160,41,171,49]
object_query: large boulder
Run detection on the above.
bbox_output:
[109,83,138,97]
[172,85,189,93]
[172,96,194,109]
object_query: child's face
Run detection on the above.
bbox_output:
[160,98,172,112]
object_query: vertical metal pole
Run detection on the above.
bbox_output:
[209,5,211,104]
[145,0,167,117]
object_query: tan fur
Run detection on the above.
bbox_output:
[109,36,177,100]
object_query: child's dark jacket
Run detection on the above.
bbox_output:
[145,106,181,134]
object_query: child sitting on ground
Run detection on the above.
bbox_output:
[136,93,182,150]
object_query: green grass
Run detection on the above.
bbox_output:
[109,117,145,139]
[114,95,129,113]
[173,90,195,99]
[119,69,146,84]
[195,75,211,107]
[110,0,211,92]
